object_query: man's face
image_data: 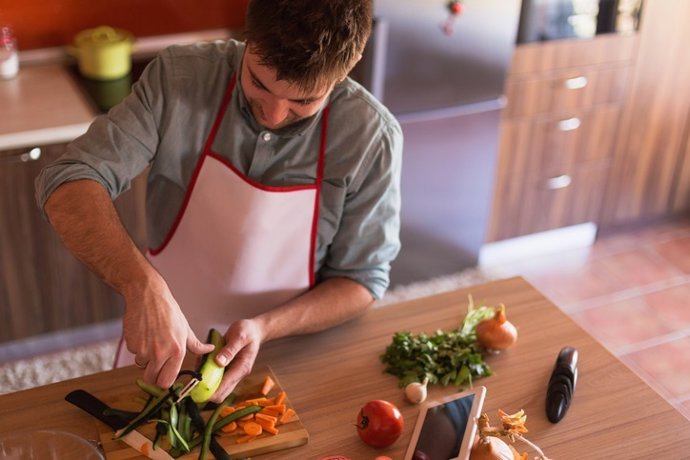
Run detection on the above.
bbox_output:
[240,46,334,130]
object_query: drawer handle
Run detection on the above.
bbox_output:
[545,174,572,190]
[564,76,588,90]
[1,147,42,163]
[558,117,581,131]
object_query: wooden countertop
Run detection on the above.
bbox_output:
[0,63,97,151]
[1,276,689,459]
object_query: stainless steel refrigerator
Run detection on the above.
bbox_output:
[351,0,522,286]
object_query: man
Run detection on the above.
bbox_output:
[36,0,402,402]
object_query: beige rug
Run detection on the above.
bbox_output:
[0,268,495,395]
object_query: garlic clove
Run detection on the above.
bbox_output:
[405,377,429,404]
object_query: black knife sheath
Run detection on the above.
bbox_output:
[545,346,578,423]
[65,389,129,430]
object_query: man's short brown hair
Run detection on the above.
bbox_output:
[244,0,373,93]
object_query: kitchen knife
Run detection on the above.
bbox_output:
[65,389,175,460]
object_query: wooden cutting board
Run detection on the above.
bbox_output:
[97,365,309,459]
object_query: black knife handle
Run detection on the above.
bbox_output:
[65,389,129,430]
[546,346,578,423]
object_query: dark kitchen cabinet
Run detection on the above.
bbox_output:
[488,34,637,241]
[0,142,147,343]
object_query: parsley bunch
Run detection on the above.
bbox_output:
[380,298,495,388]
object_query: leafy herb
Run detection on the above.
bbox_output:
[379,296,496,388]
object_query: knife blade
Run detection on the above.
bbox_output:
[65,389,175,460]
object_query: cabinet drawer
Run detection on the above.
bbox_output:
[488,165,609,241]
[496,106,621,181]
[504,63,631,118]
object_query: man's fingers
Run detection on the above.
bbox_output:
[215,339,243,367]
[187,330,215,356]
[156,354,184,389]
[142,358,163,386]
[210,352,253,403]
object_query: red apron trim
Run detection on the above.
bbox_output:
[149,72,329,279]
[207,151,317,193]
[201,73,237,154]
[309,105,329,286]
[150,73,237,256]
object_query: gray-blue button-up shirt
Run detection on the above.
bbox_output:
[36,39,403,299]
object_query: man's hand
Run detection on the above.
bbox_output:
[208,319,264,402]
[42,180,216,388]
[123,278,214,389]
[205,278,373,402]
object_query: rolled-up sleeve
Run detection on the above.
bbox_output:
[35,54,168,212]
[319,116,403,299]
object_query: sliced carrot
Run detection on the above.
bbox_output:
[244,397,273,406]
[266,404,286,414]
[279,408,296,424]
[239,412,255,421]
[243,421,263,437]
[221,421,238,433]
[255,416,276,429]
[140,443,150,456]
[235,435,257,444]
[261,423,279,435]
[255,412,278,424]
[260,375,276,396]
[261,407,281,418]
[274,391,287,406]
[220,406,236,417]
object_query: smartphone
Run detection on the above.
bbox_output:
[403,386,487,460]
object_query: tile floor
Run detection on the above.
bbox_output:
[490,217,690,421]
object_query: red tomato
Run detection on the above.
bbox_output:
[356,400,404,449]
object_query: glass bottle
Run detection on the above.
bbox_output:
[0,25,19,80]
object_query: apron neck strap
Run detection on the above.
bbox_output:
[203,73,237,153]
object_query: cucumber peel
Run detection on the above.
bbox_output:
[190,328,226,403]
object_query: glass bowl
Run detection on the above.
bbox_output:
[0,429,104,459]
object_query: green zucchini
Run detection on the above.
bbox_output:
[190,328,226,403]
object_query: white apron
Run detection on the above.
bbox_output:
[114,74,328,367]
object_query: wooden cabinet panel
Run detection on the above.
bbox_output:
[601,0,690,225]
[0,143,147,343]
[489,34,632,242]
[509,34,637,75]
[670,117,690,214]
[497,107,621,182]
[504,64,630,118]
[536,108,620,171]
[491,165,610,241]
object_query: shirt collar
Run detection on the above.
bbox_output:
[232,42,328,138]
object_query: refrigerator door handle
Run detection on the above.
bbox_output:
[396,96,507,124]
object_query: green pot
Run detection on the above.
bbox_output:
[69,26,134,81]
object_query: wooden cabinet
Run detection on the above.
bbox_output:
[601,0,690,226]
[0,143,147,343]
[488,34,637,241]
[671,120,690,214]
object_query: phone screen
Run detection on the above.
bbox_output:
[410,393,476,460]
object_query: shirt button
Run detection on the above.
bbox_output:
[262,132,271,142]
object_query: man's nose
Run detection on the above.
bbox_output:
[262,97,289,127]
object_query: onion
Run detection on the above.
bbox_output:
[469,436,514,460]
[405,377,429,404]
[475,304,517,351]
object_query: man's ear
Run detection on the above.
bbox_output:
[343,53,364,80]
